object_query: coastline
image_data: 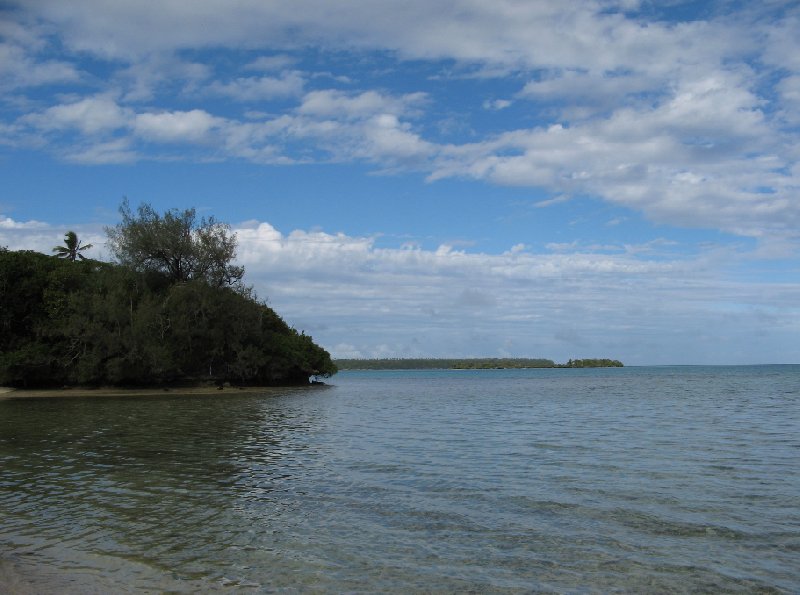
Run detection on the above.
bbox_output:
[0,385,316,400]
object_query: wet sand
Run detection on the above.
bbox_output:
[0,559,35,595]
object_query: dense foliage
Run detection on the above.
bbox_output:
[0,249,336,388]
[106,199,244,288]
[334,358,623,370]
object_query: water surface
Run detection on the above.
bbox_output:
[1,366,798,592]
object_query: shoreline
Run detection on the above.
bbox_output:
[0,384,320,400]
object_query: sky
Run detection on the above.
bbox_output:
[1,0,799,365]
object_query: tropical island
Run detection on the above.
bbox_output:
[0,201,336,389]
[334,358,623,370]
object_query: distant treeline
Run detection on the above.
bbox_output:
[334,358,623,370]
[559,358,623,368]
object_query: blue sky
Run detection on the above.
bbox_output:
[1,0,799,364]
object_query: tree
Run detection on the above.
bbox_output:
[53,231,93,261]
[0,249,335,387]
[105,199,244,287]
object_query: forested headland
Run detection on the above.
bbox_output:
[0,201,336,388]
[334,358,623,370]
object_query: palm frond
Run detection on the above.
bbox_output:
[53,231,92,261]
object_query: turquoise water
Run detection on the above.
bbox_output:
[1,366,798,592]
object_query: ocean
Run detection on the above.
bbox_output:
[1,365,798,592]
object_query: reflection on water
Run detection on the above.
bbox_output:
[0,388,327,592]
[1,367,798,593]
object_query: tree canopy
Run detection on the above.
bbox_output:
[106,199,244,287]
[52,230,92,261]
[2,202,336,388]
[0,249,336,388]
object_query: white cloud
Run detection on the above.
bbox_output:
[297,89,426,119]
[10,84,434,164]
[357,114,433,163]
[209,71,305,101]
[0,42,80,90]
[133,109,223,143]
[776,74,800,123]
[3,215,798,364]
[762,11,800,72]
[62,138,138,164]
[0,216,107,258]
[22,95,131,135]
[429,67,796,240]
[116,56,212,102]
[229,219,800,364]
[7,1,783,80]
[0,18,81,91]
[3,1,799,244]
[483,99,512,110]
[0,216,49,230]
[518,69,659,119]
[265,90,435,165]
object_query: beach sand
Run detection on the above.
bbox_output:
[0,559,36,595]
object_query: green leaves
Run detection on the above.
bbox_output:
[52,230,93,261]
[0,249,336,388]
[105,199,244,288]
[3,200,335,388]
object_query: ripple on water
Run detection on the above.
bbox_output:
[1,367,799,592]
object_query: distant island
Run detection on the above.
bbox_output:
[334,358,623,370]
[0,201,336,389]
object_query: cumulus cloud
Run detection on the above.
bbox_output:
[762,10,800,72]
[483,99,512,110]
[133,109,223,143]
[209,71,306,101]
[116,56,212,102]
[356,114,433,164]
[3,214,798,364]
[297,89,427,119]
[21,95,131,135]
[776,75,800,123]
[8,1,571,61]
[62,138,138,164]
[228,219,800,364]
[0,42,79,90]
[9,85,434,165]
[0,18,80,91]
[0,216,107,258]
[0,216,50,230]
[3,1,800,245]
[429,67,796,240]
[261,90,435,165]
[10,0,762,79]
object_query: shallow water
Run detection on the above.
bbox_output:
[1,366,798,593]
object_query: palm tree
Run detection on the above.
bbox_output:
[53,231,93,261]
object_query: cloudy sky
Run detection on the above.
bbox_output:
[1,0,799,365]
